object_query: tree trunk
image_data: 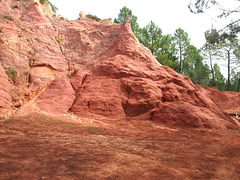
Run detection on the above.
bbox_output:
[238,73,240,92]
[227,51,230,91]
[179,47,182,74]
[209,53,215,86]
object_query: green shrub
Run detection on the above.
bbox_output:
[5,67,17,82]
[4,119,18,124]
[56,37,61,43]
[10,88,21,102]
[13,4,19,8]
[82,126,101,134]
[40,0,58,13]
[86,14,101,21]
[24,71,30,75]
[46,0,58,13]
[22,27,27,32]
[4,15,14,21]
[40,0,46,4]
[4,118,29,125]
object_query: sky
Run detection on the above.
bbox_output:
[49,0,239,76]
[49,0,237,48]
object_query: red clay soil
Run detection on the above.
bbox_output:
[0,0,239,130]
[0,1,240,179]
[0,113,240,179]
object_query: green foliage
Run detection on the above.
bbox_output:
[46,0,58,13]
[219,38,240,90]
[203,29,240,90]
[114,6,140,39]
[40,0,58,13]
[3,119,18,124]
[230,71,240,92]
[13,4,19,9]
[4,15,14,21]
[21,27,27,32]
[205,28,220,45]
[189,0,240,43]
[156,34,179,71]
[205,28,238,44]
[56,37,61,43]
[173,28,190,74]
[40,0,46,4]
[201,40,221,86]
[139,22,179,70]
[41,118,74,127]
[113,6,239,91]
[10,88,21,102]
[86,14,101,21]
[140,21,162,55]
[184,45,210,85]
[188,0,217,14]
[213,63,227,91]
[5,67,17,82]
[82,126,101,134]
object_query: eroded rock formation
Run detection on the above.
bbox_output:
[0,0,239,129]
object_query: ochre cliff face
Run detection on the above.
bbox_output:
[0,0,239,129]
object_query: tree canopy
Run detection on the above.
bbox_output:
[114,6,140,38]
[173,28,190,74]
[188,0,240,43]
[40,0,58,13]
[113,6,240,91]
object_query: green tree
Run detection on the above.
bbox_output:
[140,21,163,56]
[188,0,240,43]
[156,34,179,71]
[173,28,190,74]
[188,0,218,13]
[201,43,216,85]
[201,30,222,86]
[114,6,140,39]
[139,21,178,70]
[230,70,240,92]
[205,28,240,91]
[40,0,58,13]
[213,63,227,91]
[219,38,240,90]
[184,45,210,85]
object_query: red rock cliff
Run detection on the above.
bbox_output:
[0,0,239,130]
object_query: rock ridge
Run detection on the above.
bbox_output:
[0,0,239,130]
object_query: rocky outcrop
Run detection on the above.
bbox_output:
[0,0,239,129]
[0,62,12,108]
[35,77,75,114]
[196,85,240,115]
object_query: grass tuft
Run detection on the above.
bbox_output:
[5,67,17,82]
[4,15,14,21]
[82,126,101,134]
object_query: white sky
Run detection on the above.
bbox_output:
[49,0,239,77]
[49,0,238,48]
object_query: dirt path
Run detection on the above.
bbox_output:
[0,114,240,179]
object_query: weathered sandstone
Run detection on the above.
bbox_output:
[0,0,239,129]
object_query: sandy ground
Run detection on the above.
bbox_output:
[0,113,240,180]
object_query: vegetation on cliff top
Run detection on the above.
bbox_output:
[114,6,240,92]
[40,0,58,13]
[5,0,240,92]
[5,67,17,82]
